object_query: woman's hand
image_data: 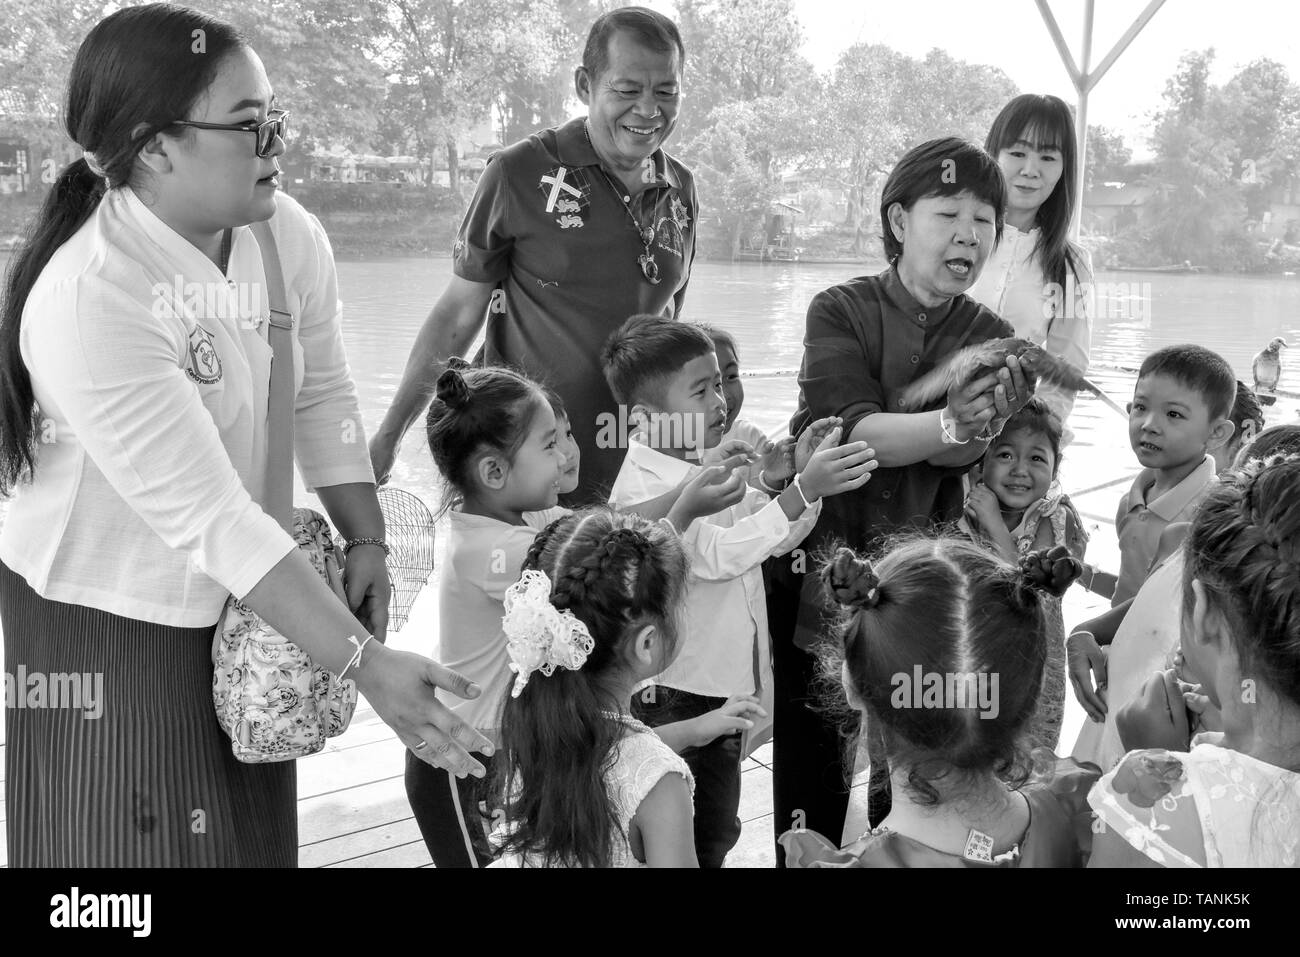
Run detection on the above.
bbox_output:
[945,370,1000,441]
[342,544,391,644]
[1067,629,1109,722]
[690,694,768,748]
[984,354,1036,436]
[1116,668,1198,753]
[794,416,843,471]
[796,427,877,500]
[354,644,494,778]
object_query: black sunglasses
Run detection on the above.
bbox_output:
[170,109,289,158]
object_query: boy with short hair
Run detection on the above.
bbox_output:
[1084,344,1236,607]
[601,313,876,867]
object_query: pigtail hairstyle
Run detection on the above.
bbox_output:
[491,508,690,867]
[0,4,246,495]
[424,360,547,518]
[821,534,1066,805]
[1183,455,1300,709]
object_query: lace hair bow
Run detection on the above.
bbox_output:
[502,569,596,697]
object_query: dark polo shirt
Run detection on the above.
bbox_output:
[785,266,1014,647]
[453,117,698,504]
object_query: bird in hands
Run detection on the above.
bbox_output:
[900,337,1127,419]
[1251,337,1288,405]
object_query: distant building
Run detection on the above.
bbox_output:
[1083,183,1154,235]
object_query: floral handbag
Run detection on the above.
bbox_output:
[211,508,358,762]
[210,219,358,763]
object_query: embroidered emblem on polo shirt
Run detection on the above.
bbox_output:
[539,166,591,228]
[670,196,690,230]
[186,325,222,384]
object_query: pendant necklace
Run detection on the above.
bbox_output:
[585,122,661,284]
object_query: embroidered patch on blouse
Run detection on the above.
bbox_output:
[186,325,223,384]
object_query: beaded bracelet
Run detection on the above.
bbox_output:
[343,536,390,557]
[756,469,787,495]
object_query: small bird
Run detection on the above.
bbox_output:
[900,337,1128,419]
[1251,337,1288,400]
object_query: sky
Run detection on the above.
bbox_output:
[648,0,1300,161]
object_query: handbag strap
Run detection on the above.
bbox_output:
[250,218,295,534]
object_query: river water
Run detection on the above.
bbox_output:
[349,258,1300,501]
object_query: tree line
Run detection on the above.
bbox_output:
[3,1,1297,266]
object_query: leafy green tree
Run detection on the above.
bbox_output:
[1085,125,1132,186]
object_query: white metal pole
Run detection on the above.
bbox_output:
[1073,0,1095,242]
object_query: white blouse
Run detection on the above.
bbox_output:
[967,224,1094,428]
[0,186,374,627]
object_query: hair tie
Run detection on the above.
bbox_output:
[1018,545,1082,599]
[435,363,471,409]
[82,151,108,180]
[822,547,880,609]
[501,569,595,697]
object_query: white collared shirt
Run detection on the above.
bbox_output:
[609,438,820,701]
[0,186,374,626]
[967,224,1093,428]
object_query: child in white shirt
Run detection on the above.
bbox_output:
[602,314,878,866]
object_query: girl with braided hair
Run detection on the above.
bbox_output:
[410,361,745,866]
[1089,454,1300,868]
[490,508,746,868]
[780,536,1100,867]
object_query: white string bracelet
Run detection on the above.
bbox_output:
[938,407,970,445]
[339,633,375,681]
[791,474,816,511]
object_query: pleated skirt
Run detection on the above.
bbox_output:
[2,560,297,867]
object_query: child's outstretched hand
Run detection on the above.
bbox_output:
[690,694,767,747]
[1116,668,1199,753]
[669,463,747,529]
[757,435,797,485]
[797,426,877,500]
[1067,629,1109,722]
[701,438,756,468]
[794,416,843,471]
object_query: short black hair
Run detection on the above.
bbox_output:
[582,6,684,80]
[989,397,1064,473]
[1230,380,1265,439]
[879,137,1006,263]
[693,322,737,358]
[601,314,715,407]
[1137,345,1236,420]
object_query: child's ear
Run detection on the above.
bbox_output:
[1206,416,1235,453]
[629,403,651,437]
[1188,578,1228,652]
[631,623,658,667]
[476,453,508,490]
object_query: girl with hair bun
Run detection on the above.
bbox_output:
[1089,454,1300,868]
[413,363,749,866]
[780,536,1099,868]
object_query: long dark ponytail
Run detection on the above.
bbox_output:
[492,508,689,867]
[0,3,245,494]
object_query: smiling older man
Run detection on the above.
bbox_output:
[370,6,698,505]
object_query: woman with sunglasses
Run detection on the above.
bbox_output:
[0,3,492,867]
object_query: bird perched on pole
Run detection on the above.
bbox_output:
[899,337,1128,419]
[1251,337,1288,405]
